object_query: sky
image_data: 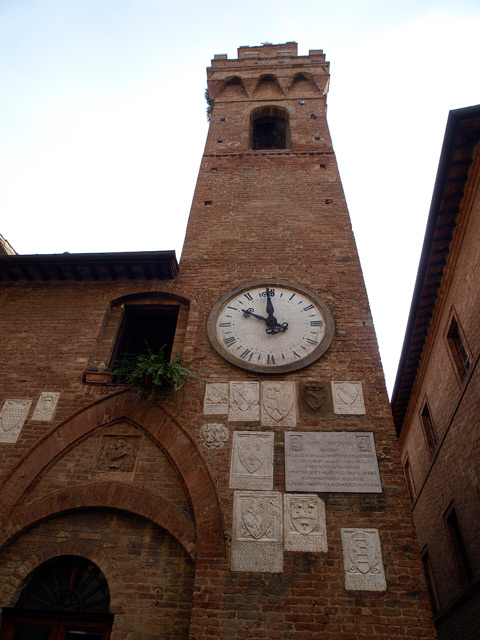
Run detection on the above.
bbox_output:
[1,0,479,395]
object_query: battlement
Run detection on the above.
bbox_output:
[211,42,326,67]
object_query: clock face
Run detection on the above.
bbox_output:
[207,280,335,373]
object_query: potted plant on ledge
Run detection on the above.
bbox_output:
[113,343,199,401]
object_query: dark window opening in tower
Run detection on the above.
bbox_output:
[250,106,290,150]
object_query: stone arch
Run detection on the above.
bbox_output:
[222,75,248,98]
[0,391,224,559]
[287,72,319,95]
[0,544,125,613]
[252,74,284,97]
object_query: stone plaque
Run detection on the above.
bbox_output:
[341,528,386,591]
[261,381,296,427]
[299,382,332,418]
[331,381,365,414]
[284,494,327,552]
[32,392,60,421]
[200,423,229,449]
[285,432,382,493]
[203,382,228,414]
[231,490,283,572]
[229,381,259,421]
[0,399,32,443]
[229,432,274,490]
[94,435,140,475]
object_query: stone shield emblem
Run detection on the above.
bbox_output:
[347,530,378,574]
[231,382,257,412]
[263,383,294,421]
[301,384,327,412]
[241,497,274,539]
[337,383,359,405]
[238,436,267,474]
[290,497,319,535]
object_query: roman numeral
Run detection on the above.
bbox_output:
[306,338,318,345]
[227,306,238,311]
[223,336,236,347]
[267,354,275,365]
[303,304,314,311]
[240,349,252,359]
[293,351,301,359]
[244,293,253,301]
[219,322,231,327]
[289,293,296,301]
[310,320,323,326]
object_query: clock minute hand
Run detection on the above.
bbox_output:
[265,287,279,330]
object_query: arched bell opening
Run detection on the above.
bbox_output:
[0,555,113,640]
[250,105,291,150]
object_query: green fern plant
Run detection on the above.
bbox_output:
[113,343,199,401]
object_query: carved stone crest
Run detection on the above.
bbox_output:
[261,381,296,426]
[332,381,366,415]
[32,392,60,422]
[341,528,386,591]
[203,382,229,414]
[231,491,283,572]
[229,382,259,421]
[284,494,327,552]
[95,435,140,474]
[0,399,32,443]
[200,423,229,449]
[229,431,274,490]
[299,382,331,417]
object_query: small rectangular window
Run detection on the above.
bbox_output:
[421,547,439,614]
[447,316,471,381]
[403,456,416,503]
[444,504,473,585]
[420,401,438,456]
[112,305,179,364]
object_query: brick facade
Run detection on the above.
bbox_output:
[0,43,436,639]
[392,106,480,640]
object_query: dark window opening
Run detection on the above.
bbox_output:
[444,505,473,585]
[112,305,179,366]
[421,548,439,614]
[420,401,438,456]
[447,316,471,381]
[250,106,290,150]
[403,457,416,503]
[0,556,113,640]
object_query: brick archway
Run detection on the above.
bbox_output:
[0,391,224,559]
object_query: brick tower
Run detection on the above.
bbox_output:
[0,43,437,639]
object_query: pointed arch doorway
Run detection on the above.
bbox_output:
[0,556,113,640]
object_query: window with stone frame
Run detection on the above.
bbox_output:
[444,503,473,587]
[420,400,438,457]
[446,314,471,382]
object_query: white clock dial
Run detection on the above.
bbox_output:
[207,280,335,373]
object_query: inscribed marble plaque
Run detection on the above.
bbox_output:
[229,432,274,490]
[331,381,365,414]
[203,382,228,414]
[32,392,60,421]
[0,399,32,443]
[285,432,382,493]
[283,494,327,552]
[261,381,296,427]
[229,382,259,421]
[231,490,283,572]
[200,423,229,449]
[341,528,386,591]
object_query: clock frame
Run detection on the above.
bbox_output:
[207,279,335,374]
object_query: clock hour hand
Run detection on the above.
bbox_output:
[243,308,268,323]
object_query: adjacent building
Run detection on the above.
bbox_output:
[392,105,480,640]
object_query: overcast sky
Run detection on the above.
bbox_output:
[1,0,479,395]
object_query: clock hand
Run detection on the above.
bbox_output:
[264,287,279,330]
[243,308,268,323]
